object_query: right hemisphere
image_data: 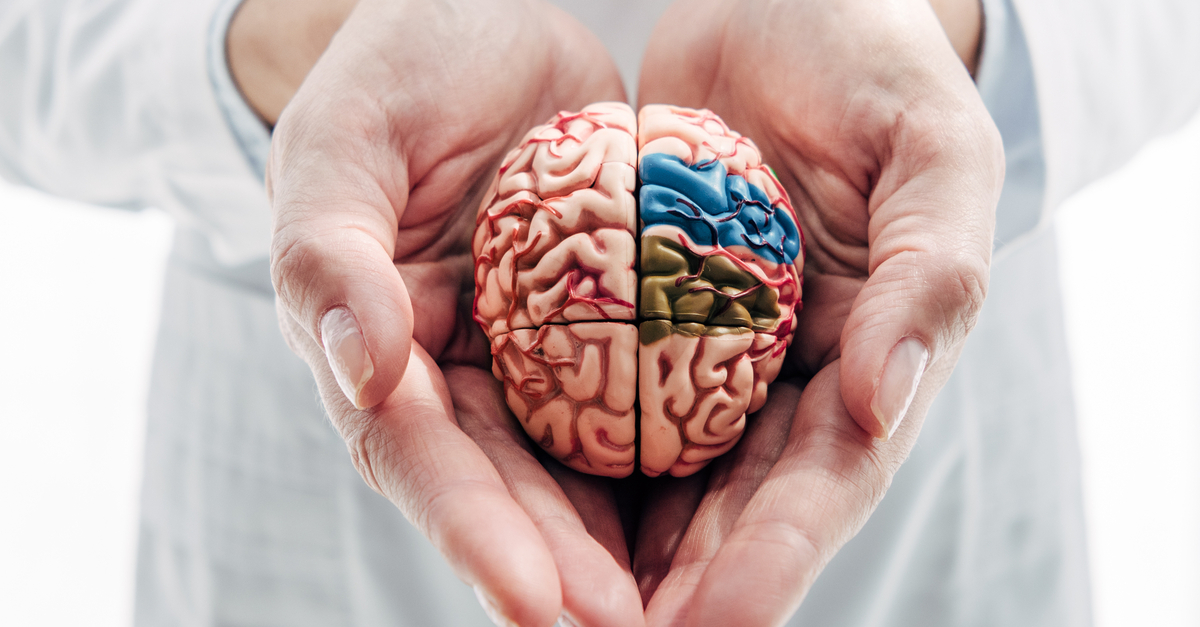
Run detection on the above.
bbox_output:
[473,103,804,478]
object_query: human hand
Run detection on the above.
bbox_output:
[257,1,643,624]
[631,0,1003,623]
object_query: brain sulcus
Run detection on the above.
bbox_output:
[472,102,804,478]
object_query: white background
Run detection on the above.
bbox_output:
[1,115,1197,626]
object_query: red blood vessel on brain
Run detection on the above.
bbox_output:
[473,103,804,478]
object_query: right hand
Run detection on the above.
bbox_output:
[263,1,642,625]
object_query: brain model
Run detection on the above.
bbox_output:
[473,103,803,478]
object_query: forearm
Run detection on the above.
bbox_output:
[227,0,357,127]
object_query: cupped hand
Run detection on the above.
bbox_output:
[632,0,1003,624]
[264,1,643,624]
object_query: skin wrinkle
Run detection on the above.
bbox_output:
[272,145,395,219]
[401,159,496,261]
[758,138,869,272]
[789,197,863,277]
[396,52,623,266]
[864,207,990,279]
[298,318,411,504]
[744,404,892,521]
[726,517,825,570]
[397,10,481,135]
[291,97,399,199]
[343,411,393,497]
[298,253,379,347]
[945,253,989,346]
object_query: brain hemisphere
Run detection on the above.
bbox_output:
[473,104,639,338]
[473,103,804,478]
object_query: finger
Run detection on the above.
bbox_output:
[632,471,708,604]
[448,366,645,627]
[837,98,1004,439]
[283,307,561,626]
[643,381,799,626]
[684,365,917,627]
[543,460,631,574]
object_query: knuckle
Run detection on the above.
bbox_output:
[270,221,355,334]
[941,249,990,338]
[905,245,989,347]
[270,225,320,309]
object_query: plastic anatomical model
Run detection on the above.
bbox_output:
[473,103,804,478]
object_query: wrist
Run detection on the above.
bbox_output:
[226,0,357,127]
[928,0,984,76]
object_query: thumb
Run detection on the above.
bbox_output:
[266,116,413,410]
[839,116,1003,440]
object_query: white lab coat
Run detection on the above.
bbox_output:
[1,0,1197,624]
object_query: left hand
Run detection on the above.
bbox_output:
[629,0,1002,624]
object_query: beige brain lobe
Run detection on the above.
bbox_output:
[473,103,804,478]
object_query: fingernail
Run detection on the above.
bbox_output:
[474,586,518,627]
[871,337,929,440]
[557,612,580,627]
[321,307,374,409]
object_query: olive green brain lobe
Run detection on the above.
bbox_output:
[472,103,804,478]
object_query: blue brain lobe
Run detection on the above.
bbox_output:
[638,153,800,265]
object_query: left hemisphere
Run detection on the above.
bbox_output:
[473,103,804,478]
